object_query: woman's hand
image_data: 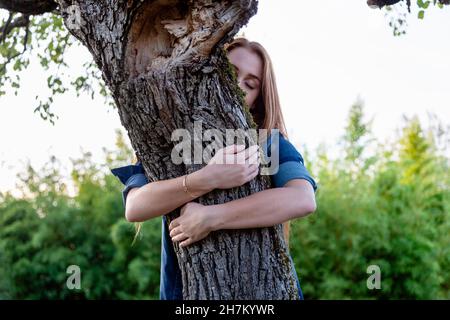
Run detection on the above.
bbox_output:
[201,144,260,190]
[169,202,218,247]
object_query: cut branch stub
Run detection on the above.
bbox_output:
[125,0,258,78]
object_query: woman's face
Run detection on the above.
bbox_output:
[227,46,263,110]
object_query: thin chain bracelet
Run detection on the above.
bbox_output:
[182,174,200,198]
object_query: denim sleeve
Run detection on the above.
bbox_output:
[272,161,318,192]
[110,162,149,208]
[271,135,318,193]
[121,174,149,208]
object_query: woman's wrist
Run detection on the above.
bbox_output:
[186,167,216,195]
[207,204,225,232]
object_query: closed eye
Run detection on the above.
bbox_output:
[245,82,255,90]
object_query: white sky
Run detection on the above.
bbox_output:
[1,0,449,197]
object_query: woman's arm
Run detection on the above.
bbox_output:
[125,144,260,222]
[170,134,318,247]
[169,179,316,247]
[211,179,316,230]
[125,168,213,222]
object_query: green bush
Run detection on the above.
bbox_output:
[290,108,449,299]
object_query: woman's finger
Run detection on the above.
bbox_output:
[169,219,179,231]
[246,163,258,175]
[246,151,259,165]
[224,153,238,164]
[246,164,259,180]
[238,145,258,161]
[180,238,193,248]
[222,144,246,154]
[220,145,258,164]
[249,160,260,169]
[172,232,189,243]
[169,226,182,238]
[231,151,247,165]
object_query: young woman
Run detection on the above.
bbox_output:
[111,37,318,300]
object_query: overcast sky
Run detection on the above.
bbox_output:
[1,0,449,196]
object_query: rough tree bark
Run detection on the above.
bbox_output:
[6,0,300,299]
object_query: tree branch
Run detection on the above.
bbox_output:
[1,13,29,42]
[0,0,57,15]
[0,11,13,43]
[367,0,449,9]
[0,14,29,74]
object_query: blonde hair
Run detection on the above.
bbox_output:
[225,37,292,247]
[224,37,289,140]
[132,37,292,247]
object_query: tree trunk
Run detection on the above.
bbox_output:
[57,0,299,299]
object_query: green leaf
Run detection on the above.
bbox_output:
[418,10,425,19]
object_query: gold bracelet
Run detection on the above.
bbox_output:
[183,174,200,198]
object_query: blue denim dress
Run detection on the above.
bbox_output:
[111,132,318,300]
